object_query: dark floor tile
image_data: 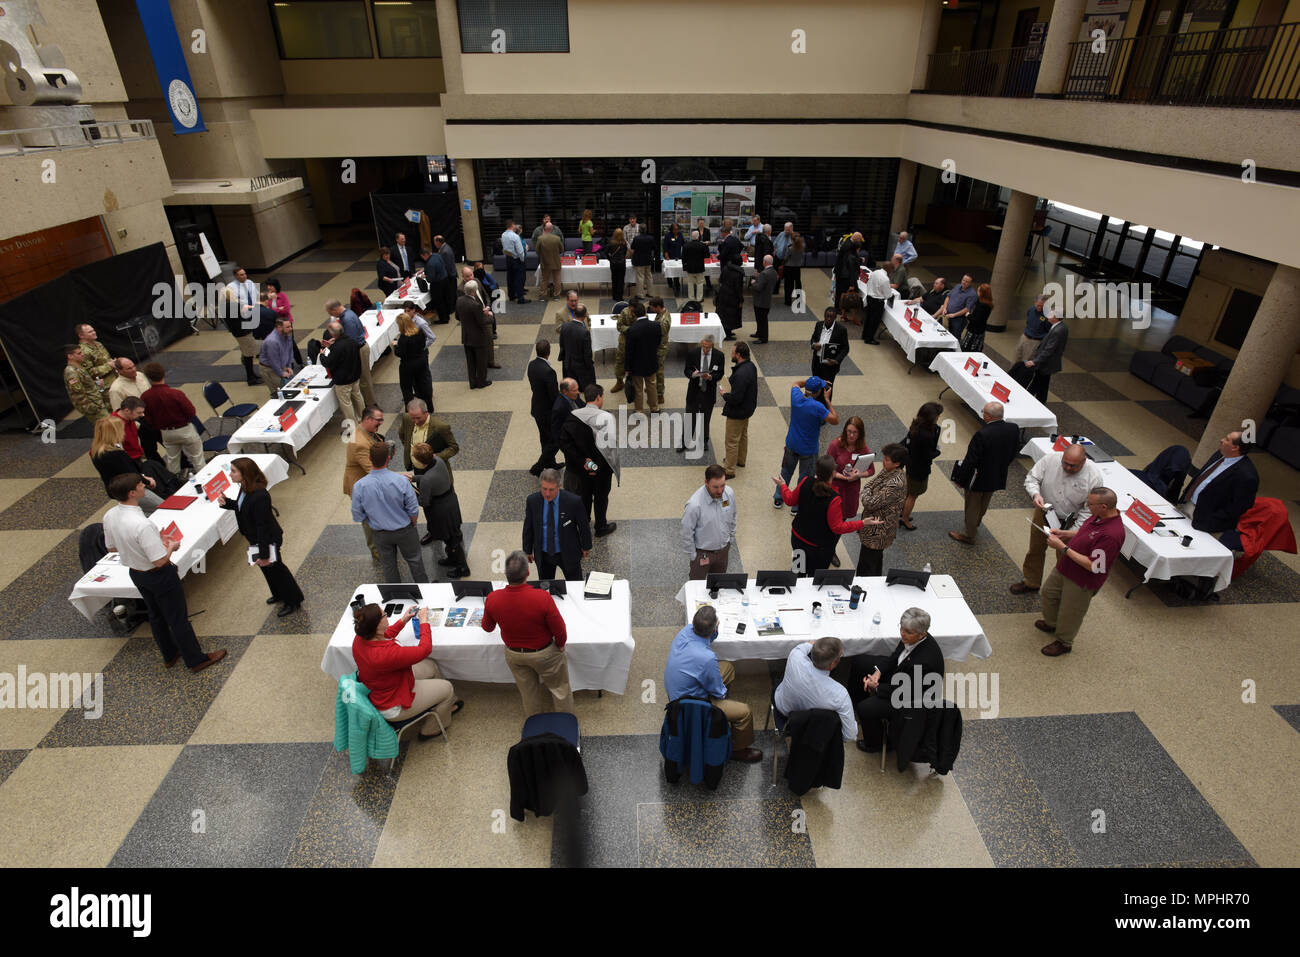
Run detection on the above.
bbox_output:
[1044,404,1134,456]
[751,340,860,379]
[430,343,534,383]
[933,459,1036,511]
[166,365,250,386]
[0,531,124,642]
[827,404,909,450]
[8,590,127,641]
[418,412,514,472]
[0,749,29,786]
[284,747,405,867]
[1272,704,1300,735]
[949,719,1080,867]
[638,795,814,867]
[0,428,105,478]
[39,635,253,748]
[1043,372,1129,403]
[1063,337,1138,374]
[0,478,110,531]
[1001,712,1253,866]
[633,584,702,627]
[262,271,334,293]
[1137,399,1204,441]
[1146,552,1300,607]
[478,470,547,524]
[290,246,368,264]
[109,742,333,867]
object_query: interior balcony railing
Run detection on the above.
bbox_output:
[0,118,157,156]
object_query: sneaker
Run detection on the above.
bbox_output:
[773,499,783,509]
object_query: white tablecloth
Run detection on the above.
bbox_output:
[674,576,991,662]
[383,280,432,310]
[1022,438,1234,592]
[930,351,1058,430]
[589,312,727,352]
[859,282,960,364]
[662,259,757,280]
[227,366,338,455]
[533,261,628,287]
[69,453,291,619]
[320,581,635,694]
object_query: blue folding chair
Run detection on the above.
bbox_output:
[204,382,257,435]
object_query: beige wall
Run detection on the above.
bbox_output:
[212,191,321,269]
[252,107,446,158]
[102,199,183,275]
[459,0,922,95]
[0,0,127,106]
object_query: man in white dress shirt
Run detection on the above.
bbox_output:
[1010,443,1102,594]
[861,259,892,345]
[224,267,264,384]
[774,637,856,740]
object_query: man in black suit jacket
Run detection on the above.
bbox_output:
[558,307,596,391]
[1024,312,1069,402]
[551,378,584,493]
[680,336,725,453]
[523,470,592,582]
[1180,430,1259,535]
[719,341,757,479]
[624,311,662,413]
[528,339,561,476]
[810,307,850,382]
[845,606,945,753]
[950,401,1022,543]
[376,248,403,297]
[390,233,417,277]
[717,226,742,270]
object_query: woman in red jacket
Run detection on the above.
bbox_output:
[773,455,871,574]
[352,603,462,739]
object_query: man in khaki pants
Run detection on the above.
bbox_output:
[1010,443,1101,595]
[1036,487,1125,656]
[718,341,756,479]
[664,606,762,763]
[482,551,573,715]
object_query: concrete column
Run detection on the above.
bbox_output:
[1195,264,1300,463]
[911,0,944,91]
[436,0,464,95]
[1034,0,1088,97]
[987,190,1036,332]
[891,160,918,236]
[456,160,483,261]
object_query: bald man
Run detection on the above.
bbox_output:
[1011,444,1102,593]
[949,401,1022,544]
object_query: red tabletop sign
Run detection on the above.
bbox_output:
[964,357,981,376]
[581,255,597,265]
[203,471,230,502]
[1125,499,1160,533]
[990,382,1011,402]
[398,280,411,298]
[278,407,298,431]
[908,317,923,332]
[374,311,384,326]
[1052,435,1072,452]
[160,522,184,547]
[706,256,719,265]
[904,307,914,320]
[680,313,701,325]
[561,256,577,265]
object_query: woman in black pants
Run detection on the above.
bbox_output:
[222,457,304,617]
[900,401,943,530]
[783,232,804,306]
[961,282,993,353]
[716,255,746,340]
[604,227,629,302]
[773,455,865,574]
[394,311,434,411]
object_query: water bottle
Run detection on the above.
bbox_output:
[922,562,932,574]
[871,611,882,626]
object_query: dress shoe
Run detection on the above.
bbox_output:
[900,518,916,531]
[612,380,625,392]
[830,553,841,568]
[529,464,544,476]
[437,555,461,567]
[481,381,493,388]
[276,603,300,618]
[1041,640,1071,656]
[724,471,736,479]
[594,523,617,537]
[1010,581,1039,595]
[266,596,278,605]
[189,649,228,673]
[949,531,974,545]
[856,739,881,754]
[163,655,180,668]
[449,565,471,579]
[730,747,763,763]
[488,362,502,369]
[420,531,435,545]
[1034,619,1056,634]
[516,298,530,305]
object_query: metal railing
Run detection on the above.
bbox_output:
[1063,21,1300,108]
[926,45,1042,98]
[0,118,156,154]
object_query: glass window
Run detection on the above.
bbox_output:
[457,0,569,53]
[271,1,372,59]
[374,1,441,57]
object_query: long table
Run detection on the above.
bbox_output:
[858,280,960,367]
[1022,437,1234,594]
[383,278,432,310]
[320,580,635,695]
[674,576,991,662]
[662,259,757,280]
[533,260,630,289]
[589,312,727,352]
[227,366,338,457]
[930,351,1058,430]
[69,453,290,620]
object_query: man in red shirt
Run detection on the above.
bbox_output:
[482,550,572,715]
[112,397,147,461]
[1036,486,1125,656]
[140,362,205,476]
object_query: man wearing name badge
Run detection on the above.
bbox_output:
[351,441,428,585]
[664,605,762,763]
[893,231,919,266]
[774,637,857,742]
[810,307,850,383]
[861,259,891,345]
[257,317,299,396]
[502,219,529,305]
[1035,486,1125,656]
[1016,294,1050,364]
[1010,443,1102,595]
[102,473,227,674]
[325,299,375,408]
[935,273,977,341]
[524,468,591,582]
[390,232,416,278]
[681,335,724,453]
[482,550,573,716]
[344,405,387,562]
[948,401,1020,544]
[1022,309,1068,403]
[681,464,737,580]
[773,376,839,513]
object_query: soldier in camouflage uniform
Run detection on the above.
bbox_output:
[611,298,640,394]
[63,344,109,424]
[648,296,673,402]
[75,323,117,392]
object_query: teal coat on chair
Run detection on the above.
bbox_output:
[334,671,399,773]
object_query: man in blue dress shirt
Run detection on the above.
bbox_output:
[501,220,529,304]
[893,231,918,265]
[351,441,428,584]
[663,606,762,762]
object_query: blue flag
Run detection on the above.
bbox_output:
[134,0,206,135]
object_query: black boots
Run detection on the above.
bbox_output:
[241,356,260,386]
[438,541,470,579]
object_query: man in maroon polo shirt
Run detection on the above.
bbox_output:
[140,362,205,476]
[482,550,573,715]
[1035,486,1125,657]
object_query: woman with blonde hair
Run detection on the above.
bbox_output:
[961,283,994,353]
[393,308,433,411]
[90,415,163,513]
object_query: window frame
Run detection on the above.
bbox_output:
[372,0,444,59]
[269,0,375,61]
[455,0,571,54]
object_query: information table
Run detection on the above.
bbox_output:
[858,281,960,366]
[588,312,727,352]
[320,580,635,695]
[1022,438,1233,593]
[533,260,630,289]
[674,576,991,662]
[662,259,757,280]
[930,351,1058,430]
[383,278,432,310]
[69,453,291,620]
[227,366,338,457]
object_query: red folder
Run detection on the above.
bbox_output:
[905,307,914,320]
[908,318,922,332]
[203,471,230,502]
[991,382,1011,402]
[581,256,598,265]
[160,522,183,547]
[157,494,196,511]
[1126,499,1160,533]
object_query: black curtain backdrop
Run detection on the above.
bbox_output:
[0,243,181,424]
[370,192,464,261]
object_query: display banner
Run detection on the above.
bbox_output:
[135,0,207,134]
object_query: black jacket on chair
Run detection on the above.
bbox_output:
[1185,452,1260,534]
[784,709,844,795]
[684,348,726,405]
[522,489,591,561]
[527,357,559,421]
[219,487,283,561]
[507,732,588,821]
[951,419,1021,492]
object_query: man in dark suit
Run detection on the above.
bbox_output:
[949,401,1022,544]
[810,307,850,383]
[551,378,585,494]
[680,335,725,453]
[523,469,592,581]
[681,230,709,305]
[753,225,775,274]
[846,607,944,754]
[390,232,417,277]
[376,247,403,297]
[528,339,561,476]
[625,307,662,414]
[1024,311,1068,402]
[719,340,757,479]
[558,306,596,391]
[834,233,864,302]
[1180,430,1259,535]
[717,223,742,270]
[456,282,493,389]
[434,235,458,324]
[557,384,619,536]
[750,256,779,343]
